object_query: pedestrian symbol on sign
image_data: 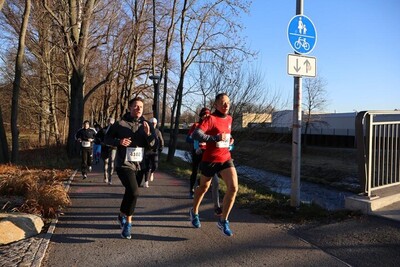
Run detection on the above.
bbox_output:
[287,15,317,54]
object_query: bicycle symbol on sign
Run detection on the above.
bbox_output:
[294,37,310,51]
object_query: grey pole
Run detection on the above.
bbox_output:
[290,0,303,207]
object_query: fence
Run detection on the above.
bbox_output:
[356,111,400,197]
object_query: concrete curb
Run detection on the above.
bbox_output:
[30,169,77,267]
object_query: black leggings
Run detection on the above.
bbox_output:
[116,167,140,216]
[190,150,203,192]
[81,148,93,174]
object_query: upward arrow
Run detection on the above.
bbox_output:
[294,58,301,72]
[304,60,311,73]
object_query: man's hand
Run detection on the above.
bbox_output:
[120,137,132,147]
[219,133,228,141]
[143,121,151,136]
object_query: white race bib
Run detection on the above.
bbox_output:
[216,133,230,148]
[125,147,144,162]
[81,141,91,148]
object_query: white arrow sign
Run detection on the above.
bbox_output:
[287,54,316,77]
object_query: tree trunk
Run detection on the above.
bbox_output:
[0,105,9,163]
[160,0,177,133]
[167,79,184,162]
[49,83,61,146]
[11,0,31,163]
[66,69,84,157]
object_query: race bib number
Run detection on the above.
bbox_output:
[81,141,91,148]
[216,134,230,148]
[125,147,144,162]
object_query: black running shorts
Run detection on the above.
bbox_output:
[200,159,235,178]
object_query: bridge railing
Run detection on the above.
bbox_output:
[356,111,400,197]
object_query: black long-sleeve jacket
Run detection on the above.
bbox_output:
[75,127,97,149]
[104,113,157,170]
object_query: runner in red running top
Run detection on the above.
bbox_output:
[189,93,237,237]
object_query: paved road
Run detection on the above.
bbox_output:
[40,165,347,267]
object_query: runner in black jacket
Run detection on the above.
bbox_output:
[75,120,97,179]
[104,97,157,239]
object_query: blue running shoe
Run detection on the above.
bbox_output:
[121,222,132,239]
[189,209,201,228]
[118,214,127,229]
[217,219,233,236]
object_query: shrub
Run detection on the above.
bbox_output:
[0,164,72,218]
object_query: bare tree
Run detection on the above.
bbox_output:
[302,76,329,145]
[44,0,115,156]
[190,55,286,144]
[0,104,8,163]
[166,0,252,162]
[10,0,31,163]
[0,0,6,163]
[0,0,8,162]
[158,0,178,133]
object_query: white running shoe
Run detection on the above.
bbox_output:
[144,181,149,188]
[149,173,154,181]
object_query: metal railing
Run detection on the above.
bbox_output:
[356,111,400,197]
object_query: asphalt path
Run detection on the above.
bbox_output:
[40,163,347,267]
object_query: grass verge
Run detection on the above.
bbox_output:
[158,153,361,224]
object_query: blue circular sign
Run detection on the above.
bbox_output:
[287,15,317,54]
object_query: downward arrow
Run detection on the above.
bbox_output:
[293,58,301,72]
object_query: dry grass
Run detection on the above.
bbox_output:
[0,159,73,219]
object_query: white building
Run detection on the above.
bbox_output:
[271,110,357,136]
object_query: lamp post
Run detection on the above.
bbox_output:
[149,75,160,122]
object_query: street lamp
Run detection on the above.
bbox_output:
[149,75,160,122]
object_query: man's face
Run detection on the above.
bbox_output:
[214,95,230,115]
[129,100,144,118]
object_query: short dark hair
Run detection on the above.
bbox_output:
[128,97,144,107]
[215,93,228,101]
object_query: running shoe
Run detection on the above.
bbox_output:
[217,219,233,237]
[149,173,154,181]
[118,214,127,229]
[121,222,132,239]
[144,181,149,188]
[88,166,92,172]
[83,173,87,180]
[214,207,222,217]
[189,209,201,228]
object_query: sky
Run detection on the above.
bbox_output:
[242,0,400,113]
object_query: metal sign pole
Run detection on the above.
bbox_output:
[290,0,303,208]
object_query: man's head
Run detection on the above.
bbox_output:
[108,117,115,125]
[214,93,230,115]
[128,97,144,118]
[149,117,157,127]
[83,120,90,129]
[199,107,211,119]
